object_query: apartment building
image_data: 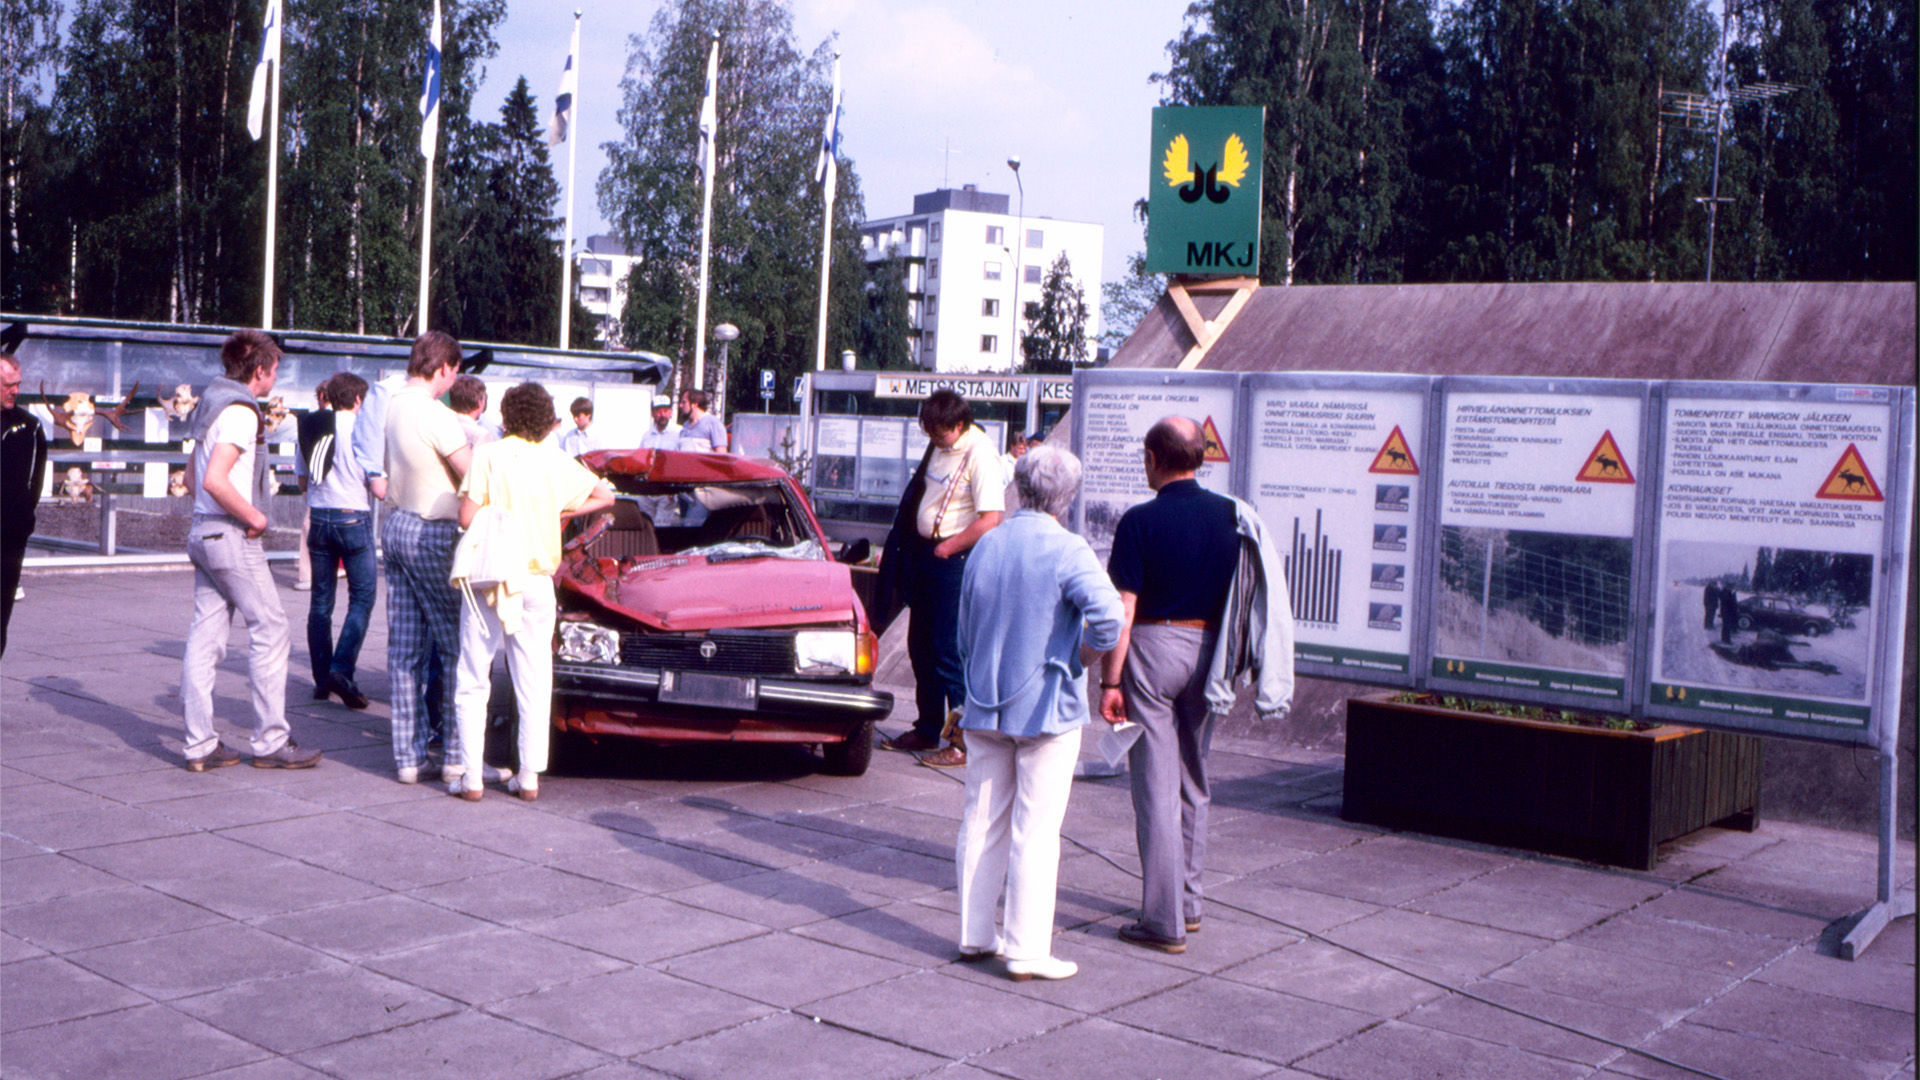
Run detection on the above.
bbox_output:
[860,186,1102,373]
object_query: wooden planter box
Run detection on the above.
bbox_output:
[1341,694,1762,870]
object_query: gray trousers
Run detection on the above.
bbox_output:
[181,518,290,760]
[1124,623,1217,940]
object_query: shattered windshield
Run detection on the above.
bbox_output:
[573,479,823,563]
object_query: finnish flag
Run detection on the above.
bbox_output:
[696,37,718,180]
[245,0,282,141]
[548,15,580,148]
[815,56,841,186]
[419,0,443,160]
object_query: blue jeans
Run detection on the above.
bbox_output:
[306,508,377,687]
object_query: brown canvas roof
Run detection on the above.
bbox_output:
[1111,281,1916,386]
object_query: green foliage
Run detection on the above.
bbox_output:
[433,75,569,347]
[857,248,913,369]
[278,0,505,335]
[1155,0,1913,283]
[598,0,866,413]
[1019,252,1089,374]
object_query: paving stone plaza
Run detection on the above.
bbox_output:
[1,567,1913,1080]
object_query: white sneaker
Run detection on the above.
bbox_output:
[1005,957,1077,982]
[397,765,421,784]
[507,775,539,801]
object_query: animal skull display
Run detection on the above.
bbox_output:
[57,393,95,446]
[42,381,143,446]
[162,384,199,421]
[61,466,94,503]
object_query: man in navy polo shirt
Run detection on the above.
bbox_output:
[1098,416,1243,954]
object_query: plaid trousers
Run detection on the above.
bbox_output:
[382,509,463,770]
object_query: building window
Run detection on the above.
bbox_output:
[980,334,998,353]
[1026,228,1044,248]
[982,298,999,317]
[928,258,939,280]
[986,225,1004,245]
[930,222,942,243]
[983,260,1002,281]
[925,296,936,316]
[924,333,936,353]
[1024,264,1042,284]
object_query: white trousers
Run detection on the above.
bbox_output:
[453,576,557,783]
[955,726,1081,961]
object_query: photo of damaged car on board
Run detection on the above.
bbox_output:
[519,446,893,777]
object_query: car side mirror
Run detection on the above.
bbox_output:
[836,538,871,565]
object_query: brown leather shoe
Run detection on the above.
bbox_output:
[917,745,967,769]
[186,744,242,772]
[881,730,940,753]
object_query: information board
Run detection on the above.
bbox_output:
[1426,380,1648,705]
[1246,375,1430,681]
[857,419,909,501]
[1644,384,1913,745]
[813,417,859,493]
[1071,370,1240,556]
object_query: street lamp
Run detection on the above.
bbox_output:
[1006,156,1023,372]
[713,322,739,418]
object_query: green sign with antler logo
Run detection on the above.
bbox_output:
[1145,106,1265,276]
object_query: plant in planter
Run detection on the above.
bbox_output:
[1341,691,1762,870]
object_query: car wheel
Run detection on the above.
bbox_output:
[1804,620,1824,636]
[820,718,875,776]
[1737,615,1753,630]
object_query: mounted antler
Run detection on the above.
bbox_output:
[97,381,143,433]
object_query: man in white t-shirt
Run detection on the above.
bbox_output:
[882,389,1005,767]
[180,330,322,772]
[381,331,474,783]
[677,389,728,453]
[639,393,681,450]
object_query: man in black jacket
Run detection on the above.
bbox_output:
[1,347,48,658]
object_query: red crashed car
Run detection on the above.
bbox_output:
[549,448,891,775]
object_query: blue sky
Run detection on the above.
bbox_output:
[478,0,1189,286]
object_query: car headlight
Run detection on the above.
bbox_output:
[794,630,857,675]
[557,622,621,664]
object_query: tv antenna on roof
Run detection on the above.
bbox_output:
[1661,5,1797,282]
[939,137,961,189]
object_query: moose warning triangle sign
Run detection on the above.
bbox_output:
[1368,426,1419,475]
[1575,431,1635,484]
[1816,443,1884,501]
[1200,417,1230,463]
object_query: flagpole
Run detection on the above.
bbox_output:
[692,35,718,393]
[262,43,280,329]
[417,0,442,335]
[557,11,581,349]
[812,55,841,371]
[418,154,435,334]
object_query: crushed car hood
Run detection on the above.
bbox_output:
[564,554,857,631]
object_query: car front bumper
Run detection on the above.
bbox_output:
[553,661,894,724]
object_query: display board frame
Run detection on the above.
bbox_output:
[1068,368,1243,554]
[1419,376,1658,713]
[1636,381,1914,750]
[1239,372,1436,687]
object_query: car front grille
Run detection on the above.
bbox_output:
[621,631,796,676]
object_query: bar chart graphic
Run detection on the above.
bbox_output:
[1286,510,1343,626]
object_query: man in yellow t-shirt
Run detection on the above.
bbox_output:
[450,383,613,801]
[381,331,472,784]
[883,389,1005,767]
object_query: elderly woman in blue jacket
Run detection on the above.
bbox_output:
[953,444,1123,981]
